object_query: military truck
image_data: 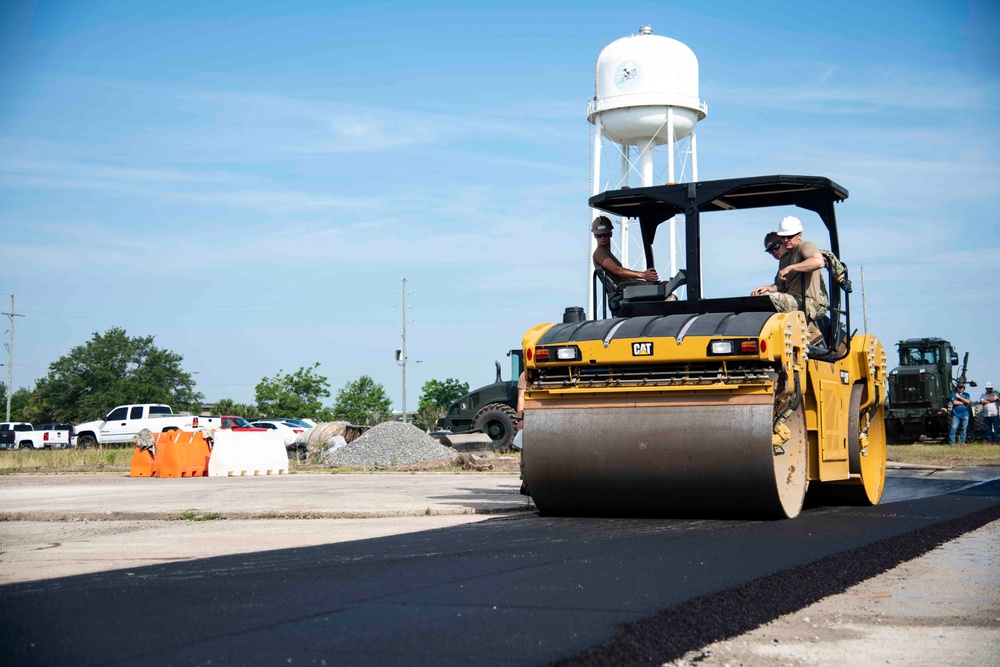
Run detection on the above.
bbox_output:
[436,350,523,451]
[884,338,974,443]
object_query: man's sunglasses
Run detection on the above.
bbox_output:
[595,233,611,239]
[765,244,781,253]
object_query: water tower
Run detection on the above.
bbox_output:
[586,25,707,314]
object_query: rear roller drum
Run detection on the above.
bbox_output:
[809,384,886,506]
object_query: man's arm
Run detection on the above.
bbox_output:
[751,283,777,296]
[600,257,658,283]
[777,251,825,284]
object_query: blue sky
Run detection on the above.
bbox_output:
[2,0,998,414]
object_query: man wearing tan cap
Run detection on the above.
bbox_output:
[591,216,658,288]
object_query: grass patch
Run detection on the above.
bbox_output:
[3,443,993,475]
[0,446,134,474]
[178,511,222,521]
[888,442,1000,467]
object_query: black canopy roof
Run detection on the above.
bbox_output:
[588,174,849,300]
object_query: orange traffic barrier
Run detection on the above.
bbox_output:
[129,430,212,478]
[129,446,158,477]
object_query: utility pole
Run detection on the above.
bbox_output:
[402,278,407,422]
[396,279,408,423]
[4,295,26,422]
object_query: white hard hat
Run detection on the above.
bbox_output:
[776,216,803,236]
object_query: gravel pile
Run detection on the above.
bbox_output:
[321,421,455,468]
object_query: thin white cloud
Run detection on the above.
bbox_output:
[717,65,994,113]
[0,155,377,212]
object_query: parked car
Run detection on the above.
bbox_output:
[74,404,220,448]
[250,420,309,444]
[0,422,36,450]
[280,418,314,430]
[219,416,266,431]
[0,422,72,450]
[35,423,75,449]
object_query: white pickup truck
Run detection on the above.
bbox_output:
[0,422,72,450]
[73,404,219,448]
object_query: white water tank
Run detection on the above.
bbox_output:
[587,25,707,146]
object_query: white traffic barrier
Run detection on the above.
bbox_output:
[208,430,289,476]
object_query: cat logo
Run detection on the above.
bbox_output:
[840,370,850,384]
[632,342,654,356]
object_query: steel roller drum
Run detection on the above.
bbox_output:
[523,397,808,519]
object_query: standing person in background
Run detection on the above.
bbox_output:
[949,383,972,445]
[980,382,999,444]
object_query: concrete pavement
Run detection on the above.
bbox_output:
[0,472,533,584]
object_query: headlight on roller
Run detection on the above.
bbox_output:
[707,339,760,356]
[709,340,734,355]
[534,345,582,362]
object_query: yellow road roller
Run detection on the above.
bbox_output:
[521,175,887,519]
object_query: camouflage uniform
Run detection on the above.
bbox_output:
[767,291,828,321]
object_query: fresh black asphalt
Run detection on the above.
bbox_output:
[1,479,998,667]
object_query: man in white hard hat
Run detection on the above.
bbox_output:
[592,216,658,287]
[751,216,829,321]
[980,382,999,444]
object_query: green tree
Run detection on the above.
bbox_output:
[254,363,330,418]
[0,385,36,422]
[10,388,35,422]
[414,378,468,430]
[333,375,392,426]
[418,378,469,412]
[30,327,203,423]
[213,398,237,416]
[233,403,260,420]
[415,378,469,430]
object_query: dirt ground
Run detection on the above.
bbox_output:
[666,519,1000,667]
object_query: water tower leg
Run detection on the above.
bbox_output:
[620,146,630,189]
[691,129,699,181]
[588,120,604,319]
[591,119,603,198]
[639,144,654,187]
[667,106,675,184]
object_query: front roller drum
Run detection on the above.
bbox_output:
[524,399,808,519]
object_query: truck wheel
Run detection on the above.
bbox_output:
[77,434,97,449]
[970,409,985,442]
[19,441,33,451]
[885,418,902,444]
[473,403,517,452]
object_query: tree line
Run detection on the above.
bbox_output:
[2,328,469,431]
